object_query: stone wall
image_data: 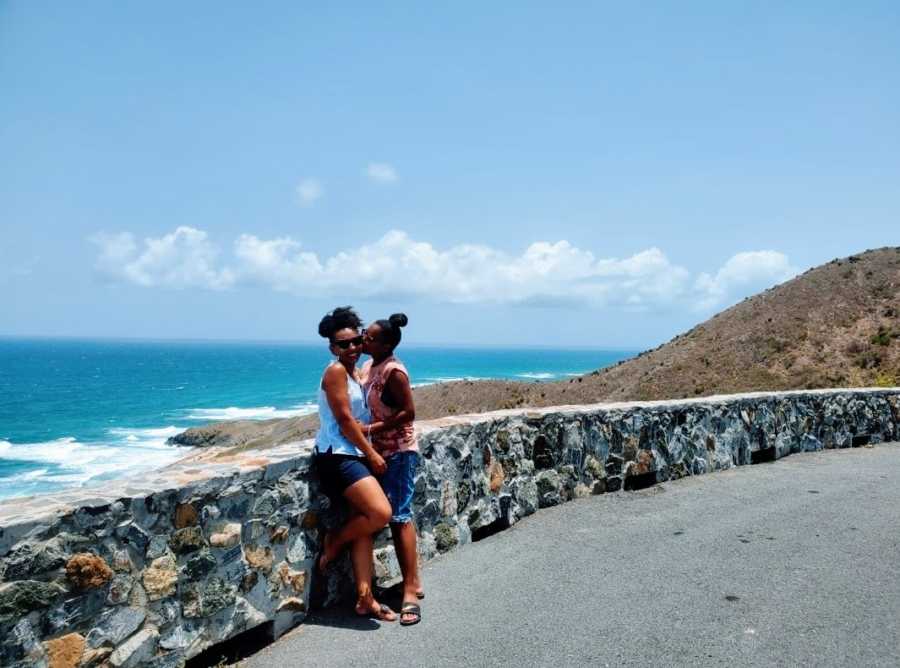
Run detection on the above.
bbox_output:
[1,388,898,667]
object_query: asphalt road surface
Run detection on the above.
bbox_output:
[242,444,900,668]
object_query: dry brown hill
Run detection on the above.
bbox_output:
[172,247,900,452]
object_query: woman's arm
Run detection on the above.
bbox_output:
[368,369,416,434]
[322,364,386,475]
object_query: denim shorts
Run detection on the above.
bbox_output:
[314,451,372,498]
[381,450,419,523]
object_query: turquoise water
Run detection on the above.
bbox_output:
[0,338,635,499]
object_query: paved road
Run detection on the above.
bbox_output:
[243,444,900,667]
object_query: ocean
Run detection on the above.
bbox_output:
[0,338,635,500]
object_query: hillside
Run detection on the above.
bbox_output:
[171,247,900,452]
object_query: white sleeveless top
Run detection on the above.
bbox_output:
[314,365,371,457]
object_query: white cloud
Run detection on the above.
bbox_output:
[90,227,795,311]
[91,226,235,290]
[233,230,692,308]
[296,179,323,206]
[366,162,398,184]
[694,250,797,310]
[234,235,324,291]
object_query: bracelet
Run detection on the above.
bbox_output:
[366,425,371,440]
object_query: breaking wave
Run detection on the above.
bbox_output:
[184,404,317,421]
[0,433,192,500]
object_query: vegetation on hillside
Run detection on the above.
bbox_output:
[411,246,900,412]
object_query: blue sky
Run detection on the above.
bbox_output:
[2,2,898,348]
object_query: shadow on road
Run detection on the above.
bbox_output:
[303,584,403,631]
[302,607,384,631]
[304,581,409,631]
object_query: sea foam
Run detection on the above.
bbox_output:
[416,376,488,384]
[0,434,192,499]
[108,425,184,445]
[184,404,317,421]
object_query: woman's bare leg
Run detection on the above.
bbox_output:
[390,521,422,620]
[349,531,374,600]
[319,476,395,620]
[320,476,391,568]
[348,532,395,618]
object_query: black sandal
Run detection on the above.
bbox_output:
[399,602,422,626]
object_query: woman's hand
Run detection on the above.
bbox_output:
[367,451,387,476]
[354,420,384,437]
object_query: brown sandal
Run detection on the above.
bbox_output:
[355,602,397,622]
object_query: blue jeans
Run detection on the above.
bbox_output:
[381,451,419,523]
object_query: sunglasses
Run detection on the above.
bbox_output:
[332,335,364,350]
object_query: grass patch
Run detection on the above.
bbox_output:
[870,326,895,346]
[855,350,882,369]
[875,372,897,388]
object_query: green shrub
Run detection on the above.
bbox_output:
[855,350,882,369]
[870,326,893,346]
[766,337,787,353]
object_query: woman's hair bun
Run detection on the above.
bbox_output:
[317,314,334,338]
[318,306,362,339]
[389,313,408,328]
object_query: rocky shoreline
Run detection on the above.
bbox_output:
[165,378,543,453]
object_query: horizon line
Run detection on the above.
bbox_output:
[0,333,644,353]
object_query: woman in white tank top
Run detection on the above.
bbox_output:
[314,306,396,622]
